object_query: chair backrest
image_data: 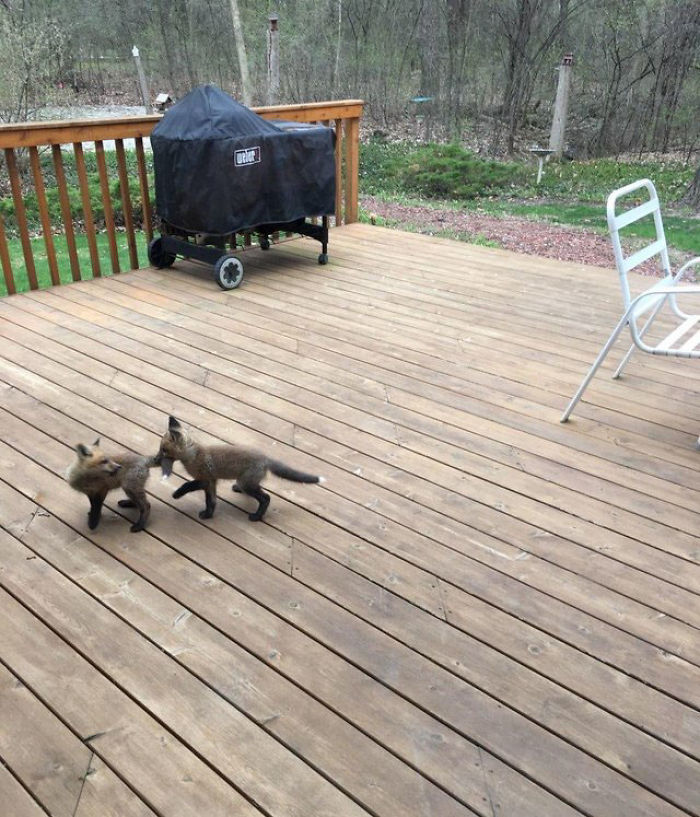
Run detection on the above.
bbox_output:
[607,178,672,310]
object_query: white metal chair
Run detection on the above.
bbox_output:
[561,178,700,423]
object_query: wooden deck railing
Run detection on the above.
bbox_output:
[0,99,363,295]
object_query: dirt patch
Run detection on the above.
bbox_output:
[361,195,691,276]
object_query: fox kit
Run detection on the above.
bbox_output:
[66,439,158,533]
[158,416,323,521]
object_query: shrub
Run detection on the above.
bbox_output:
[399,143,526,199]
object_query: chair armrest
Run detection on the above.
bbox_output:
[672,256,700,283]
[630,284,700,311]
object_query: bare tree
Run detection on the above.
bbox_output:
[228,0,251,105]
[682,165,700,211]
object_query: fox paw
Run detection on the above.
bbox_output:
[198,509,214,519]
[130,522,146,533]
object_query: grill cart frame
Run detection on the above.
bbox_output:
[148,215,330,290]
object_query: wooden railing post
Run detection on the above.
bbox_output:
[344,116,360,224]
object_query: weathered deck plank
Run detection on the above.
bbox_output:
[0,223,698,817]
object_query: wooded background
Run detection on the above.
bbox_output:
[0,0,698,160]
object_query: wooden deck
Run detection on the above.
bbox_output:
[0,222,698,817]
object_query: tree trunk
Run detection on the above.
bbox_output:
[228,0,251,106]
[682,166,700,211]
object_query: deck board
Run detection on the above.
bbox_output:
[0,223,698,817]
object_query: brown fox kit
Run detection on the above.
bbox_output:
[158,416,323,521]
[66,439,158,533]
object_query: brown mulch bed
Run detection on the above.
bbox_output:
[360,195,688,275]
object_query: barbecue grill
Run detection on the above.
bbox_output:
[148,84,336,289]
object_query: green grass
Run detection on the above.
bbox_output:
[464,200,700,255]
[2,231,150,296]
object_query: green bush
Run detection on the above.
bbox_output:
[360,139,417,195]
[360,140,526,200]
[359,139,695,205]
[400,144,526,199]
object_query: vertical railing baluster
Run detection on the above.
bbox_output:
[73,142,101,278]
[4,148,38,289]
[135,137,153,242]
[334,118,343,226]
[51,144,81,281]
[28,146,60,286]
[95,140,120,274]
[115,138,139,269]
[0,214,16,295]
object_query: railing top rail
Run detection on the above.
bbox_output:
[0,99,364,149]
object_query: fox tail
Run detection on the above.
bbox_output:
[269,460,323,484]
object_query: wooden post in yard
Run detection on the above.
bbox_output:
[131,46,150,113]
[267,14,280,105]
[548,53,573,159]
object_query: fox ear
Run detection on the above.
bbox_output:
[76,443,91,458]
[168,416,181,431]
[93,437,101,447]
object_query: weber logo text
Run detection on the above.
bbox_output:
[234,146,261,166]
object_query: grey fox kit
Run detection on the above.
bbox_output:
[158,415,323,521]
[66,439,158,532]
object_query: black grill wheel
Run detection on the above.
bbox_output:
[148,237,176,269]
[214,255,244,290]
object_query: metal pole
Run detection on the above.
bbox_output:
[267,14,280,105]
[131,46,150,113]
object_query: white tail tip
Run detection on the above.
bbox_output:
[317,476,326,484]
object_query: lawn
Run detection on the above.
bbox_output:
[464,200,700,255]
[2,231,150,296]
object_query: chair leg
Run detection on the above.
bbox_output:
[612,343,636,379]
[613,298,666,379]
[561,318,628,422]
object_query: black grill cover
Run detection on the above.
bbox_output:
[151,84,336,235]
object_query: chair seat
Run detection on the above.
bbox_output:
[653,315,700,355]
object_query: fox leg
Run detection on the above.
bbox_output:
[87,493,106,530]
[199,480,217,519]
[173,479,207,499]
[123,488,150,533]
[238,483,270,522]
